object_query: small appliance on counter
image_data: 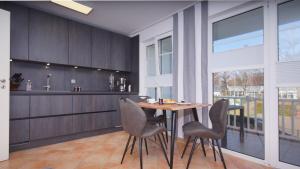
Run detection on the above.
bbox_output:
[26,80,32,91]
[119,77,126,92]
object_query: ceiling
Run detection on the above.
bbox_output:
[16,1,196,36]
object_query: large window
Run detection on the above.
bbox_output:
[146,44,156,76]
[159,36,172,74]
[278,0,300,62]
[213,7,264,53]
[144,35,173,100]
[213,69,264,159]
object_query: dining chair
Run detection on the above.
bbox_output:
[119,98,170,169]
[182,99,229,169]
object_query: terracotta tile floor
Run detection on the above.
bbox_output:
[0,131,271,169]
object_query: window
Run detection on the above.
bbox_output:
[161,86,172,99]
[144,34,173,100]
[146,44,156,76]
[213,7,264,53]
[213,69,264,159]
[278,87,300,166]
[147,87,157,99]
[159,36,172,74]
[278,0,300,62]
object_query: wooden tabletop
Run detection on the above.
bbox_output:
[138,102,210,111]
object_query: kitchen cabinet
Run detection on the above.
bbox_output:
[30,95,72,117]
[29,9,68,64]
[73,114,94,133]
[110,34,131,71]
[10,119,29,144]
[73,95,117,113]
[92,28,111,69]
[69,21,92,67]
[10,96,30,119]
[5,3,29,60]
[30,116,73,140]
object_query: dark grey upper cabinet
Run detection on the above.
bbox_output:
[110,34,131,71]
[30,95,72,117]
[91,28,111,69]
[10,96,30,119]
[29,9,68,64]
[5,3,29,60]
[69,21,92,67]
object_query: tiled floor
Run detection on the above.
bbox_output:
[0,131,271,169]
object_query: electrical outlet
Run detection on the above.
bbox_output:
[71,79,76,84]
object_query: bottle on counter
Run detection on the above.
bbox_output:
[26,80,32,91]
[128,84,132,92]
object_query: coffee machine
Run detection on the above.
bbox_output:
[119,77,126,92]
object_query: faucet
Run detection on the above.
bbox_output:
[43,74,52,91]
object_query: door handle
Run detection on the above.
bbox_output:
[0,79,6,83]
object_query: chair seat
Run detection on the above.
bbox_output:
[183,121,220,139]
[142,124,166,138]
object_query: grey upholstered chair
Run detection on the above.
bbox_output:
[119,98,169,169]
[182,99,229,169]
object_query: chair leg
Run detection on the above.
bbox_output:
[200,138,206,157]
[130,136,136,155]
[211,139,216,161]
[216,139,227,169]
[157,134,170,166]
[181,136,191,159]
[163,111,168,143]
[139,138,143,169]
[160,133,168,150]
[121,135,132,164]
[144,138,149,155]
[186,137,198,169]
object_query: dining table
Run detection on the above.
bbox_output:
[138,102,210,169]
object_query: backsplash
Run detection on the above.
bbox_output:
[10,60,129,91]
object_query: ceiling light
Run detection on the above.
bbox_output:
[74,66,78,69]
[51,0,93,15]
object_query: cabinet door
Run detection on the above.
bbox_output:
[73,114,94,133]
[73,95,97,113]
[5,3,29,60]
[10,119,29,144]
[10,95,30,119]
[110,34,131,71]
[92,28,111,69]
[93,112,113,129]
[69,21,91,67]
[29,9,68,64]
[30,116,73,140]
[30,95,72,117]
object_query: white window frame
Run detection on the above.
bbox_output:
[208,1,300,169]
[142,31,173,99]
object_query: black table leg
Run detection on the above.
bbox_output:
[240,108,244,142]
[169,111,177,169]
[192,108,199,122]
[163,110,168,143]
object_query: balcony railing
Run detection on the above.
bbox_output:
[215,96,300,141]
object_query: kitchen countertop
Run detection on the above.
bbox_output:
[10,90,139,95]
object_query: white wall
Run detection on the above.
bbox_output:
[0,8,10,161]
[208,1,248,17]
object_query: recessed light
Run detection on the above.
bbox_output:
[97,69,102,71]
[51,0,93,15]
[9,59,13,62]
[74,66,78,69]
[46,63,50,66]
[116,71,119,73]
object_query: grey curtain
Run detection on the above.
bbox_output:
[201,2,209,126]
[183,6,196,123]
[172,14,178,100]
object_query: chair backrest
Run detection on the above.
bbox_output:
[209,99,229,138]
[119,98,147,137]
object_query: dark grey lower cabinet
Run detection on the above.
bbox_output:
[10,95,30,119]
[10,119,29,144]
[30,116,73,140]
[112,111,121,127]
[73,112,114,133]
